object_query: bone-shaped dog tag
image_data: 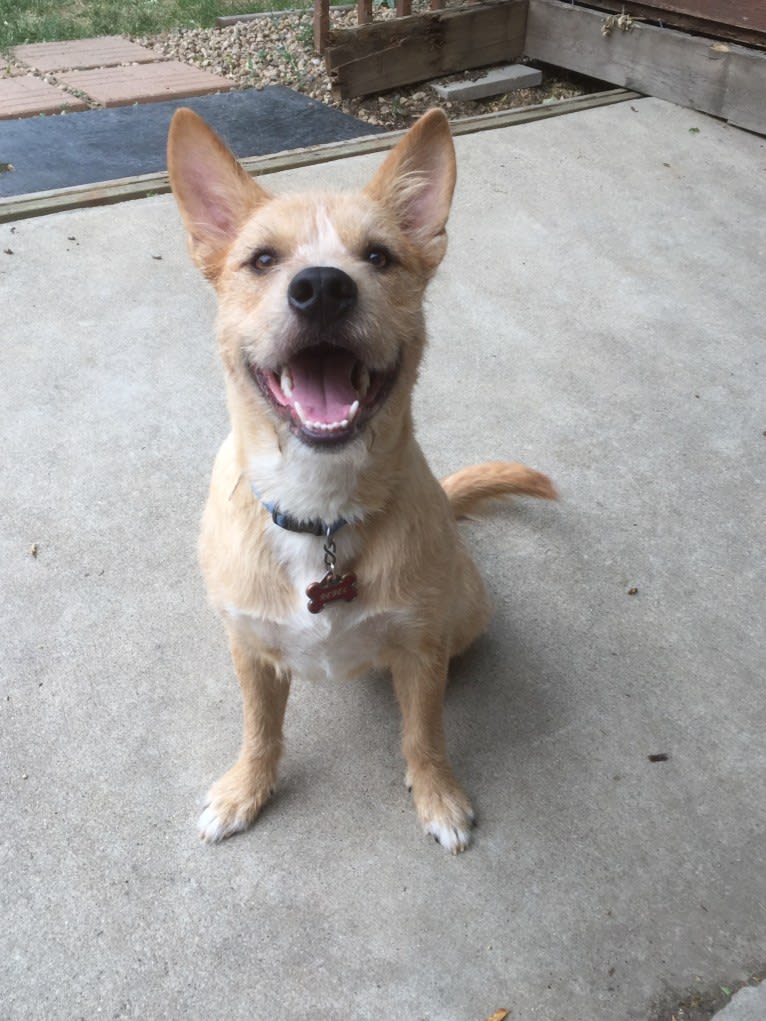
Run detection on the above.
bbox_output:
[306,571,358,614]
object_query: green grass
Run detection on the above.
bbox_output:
[0,0,311,49]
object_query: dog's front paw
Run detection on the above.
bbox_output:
[198,759,276,843]
[410,770,476,854]
[423,803,476,854]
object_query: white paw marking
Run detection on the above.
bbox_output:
[197,803,247,844]
[425,811,475,854]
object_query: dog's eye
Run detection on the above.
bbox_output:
[250,249,278,273]
[366,245,392,270]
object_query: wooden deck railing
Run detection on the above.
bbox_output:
[314,0,446,52]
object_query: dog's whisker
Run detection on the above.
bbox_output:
[227,472,244,502]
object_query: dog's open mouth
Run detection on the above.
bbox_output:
[252,343,397,445]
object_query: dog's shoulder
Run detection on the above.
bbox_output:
[198,433,293,617]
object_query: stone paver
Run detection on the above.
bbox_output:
[432,64,544,102]
[0,75,87,120]
[56,62,234,108]
[12,36,161,73]
[0,35,235,119]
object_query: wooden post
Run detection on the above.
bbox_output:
[314,0,330,53]
[326,1,529,98]
[357,0,373,25]
[396,0,413,16]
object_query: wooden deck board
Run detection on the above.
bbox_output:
[526,0,766,134]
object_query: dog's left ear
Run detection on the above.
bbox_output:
[365,108,456,269]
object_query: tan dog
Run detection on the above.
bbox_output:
[167,108,555,853]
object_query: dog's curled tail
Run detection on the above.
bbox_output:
[441,461,557,518]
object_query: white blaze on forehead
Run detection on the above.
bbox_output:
[294,204,350,265]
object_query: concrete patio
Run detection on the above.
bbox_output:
[2,96,764,1019]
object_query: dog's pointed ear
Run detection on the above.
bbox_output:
[364,108,456,269]
[167,108,271,281]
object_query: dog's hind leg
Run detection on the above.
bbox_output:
[198,635,290,843]
[447,547,492,660]
[390,640,475,853]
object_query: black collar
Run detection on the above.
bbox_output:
[252,487,348,537]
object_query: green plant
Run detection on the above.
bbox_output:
[0,0,277,47]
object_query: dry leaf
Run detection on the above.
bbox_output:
[485,1011,510,1021]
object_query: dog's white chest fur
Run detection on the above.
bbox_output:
[240,604,387,683]
[224,526,401,683]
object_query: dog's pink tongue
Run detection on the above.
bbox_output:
[289,346,358,423]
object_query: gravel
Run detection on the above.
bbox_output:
[136,5,592,131]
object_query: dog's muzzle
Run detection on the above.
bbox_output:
[248,265,399,448]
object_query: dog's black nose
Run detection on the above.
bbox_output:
[288,267,357,326]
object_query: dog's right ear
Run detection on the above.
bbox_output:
[167,108,271,281]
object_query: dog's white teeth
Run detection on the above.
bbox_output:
[305,419,349,432]
[293,399,355,433]
[280,367,294,398]
[293,399,307,425]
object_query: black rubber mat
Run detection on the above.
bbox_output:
[0,86,383,198]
